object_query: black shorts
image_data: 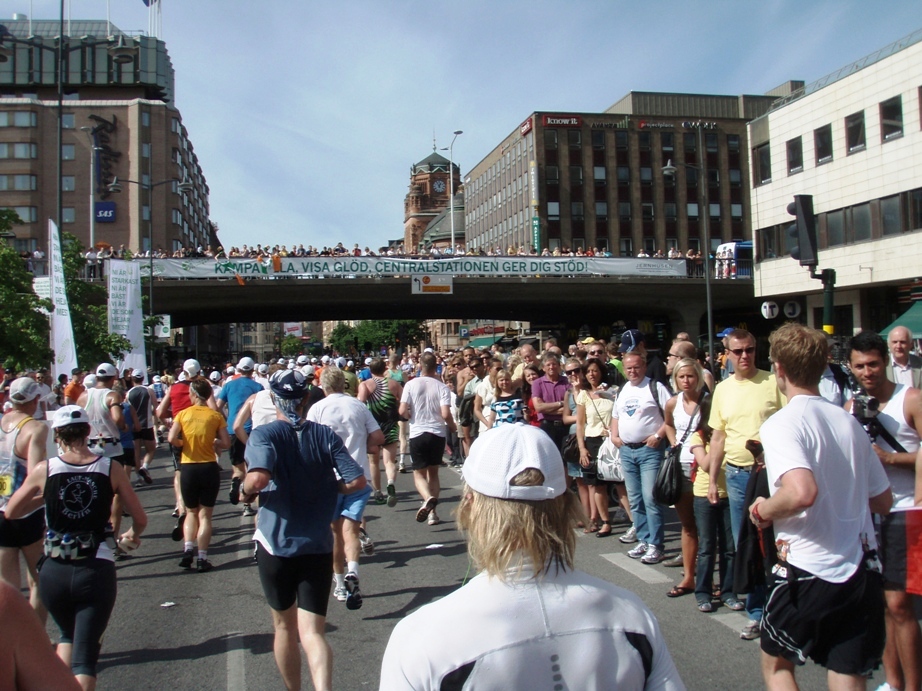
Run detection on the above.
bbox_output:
[409,432,446,470]
[878,511,910,588]
[256,543,333,616]
[0,509,45,547]
[761,561,885,676]
[230,436,247,466]
[179,462,221,509]
[132,427,155,442]
[113,450,135,468]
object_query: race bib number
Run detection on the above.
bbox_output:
[0,474,12,497]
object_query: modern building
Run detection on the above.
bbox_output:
[0,17,217,257]
[463,92,783,257]
[749,28,922,335]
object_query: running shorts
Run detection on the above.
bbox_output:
[179,462,221,509]
[256,544,333,616]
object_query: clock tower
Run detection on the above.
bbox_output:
[404,146,459,251]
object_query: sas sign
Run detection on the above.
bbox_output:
[95,201,116,223]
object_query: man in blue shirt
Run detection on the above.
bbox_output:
[242,370,366,691]
[217,357,264,516]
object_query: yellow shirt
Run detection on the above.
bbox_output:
[708,369,783,468]
[689,432,728,498]
[576,389,613,437]
[175,406,224,464]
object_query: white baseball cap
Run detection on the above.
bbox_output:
[237,356,255,372]
[257,363,268,374]
[300,364,315,377]
[335,357,346,368]
[462,423,567,501]
[346,360,354,368]
[226,366,236,375]
[364,358,372,365]
[183,359,202,377]
[83,374,97,388]
[153,375,162,383]
[178,372,188,382]
[278,358,287,366]
[287,361,296,370]
[424,347,434,353]
[311,357,318,364]
[296,355,309,366]
[209,371,222,382]
[9,377,41,404]
[96,363,117,377]
[52,405,90,428]
[131,369,145,379]
[321,355,331,364]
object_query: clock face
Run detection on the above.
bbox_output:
[433,179,446,193]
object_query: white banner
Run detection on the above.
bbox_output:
[135,256,688,280]
[48,221,78,382]
[283,322,303,337]
[108,259,147,374]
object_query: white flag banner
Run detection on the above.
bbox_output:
[108,259,147,374]
[48,220,78,382]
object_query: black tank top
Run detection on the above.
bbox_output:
[44,456,114,536]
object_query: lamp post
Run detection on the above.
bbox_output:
[662,126,715,368]
[79,126,101,249]
[440,130,463,254]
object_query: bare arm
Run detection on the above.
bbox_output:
[474,394,490,429]
[24,420,48,473]
[215,425,231,452]
[155,388,172,420]
[870,488,893,516]
[232,394,256,443]
[398,401,410,420]
[108,391,125,431]
[110,461,147,541]
[167,418,183,447]
[707,429,727,504]
[749,467,818,527]
[441,404,457,433]
[663,396,678,446]
[367,428,385,454]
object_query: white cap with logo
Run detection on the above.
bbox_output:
[9,377,41,404]
[237,357,255,372]
[183,359,202,377]
[96,363,118,377]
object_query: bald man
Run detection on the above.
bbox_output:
[886,326,922,388]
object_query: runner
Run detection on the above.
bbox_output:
[126,370,156,485]
[217,357,263,517]
[357,358,403,508]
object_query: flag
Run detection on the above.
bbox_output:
[905,506,922,596]
[48,221,78,382]
[108,259,146,374]
[235,273,245,286]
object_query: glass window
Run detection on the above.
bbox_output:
[544,129,558,149]
[591,130,605,150]
[786,137,803,174]
[13,175,36,190]
[547,201,560,219]
[731,203,743,219]
[664,202,677,220]
[707,169,719,186]
[641,203,654,221]
[827,209,845,247]
[568,130,581,148]
[61,113,75,129]
[852,203,871,242]
[687,203,699,218]
[705,133,718,153]
[593,166,606,182]
[546,165,559,182]
[709,203,721,218]
[814,125,833,164]
[754,142,772,183]
[619,238,633,257]
[616,166,630,184]
[638,132,651,150]
[880,96,903,141]
[0,144,8,158]
[142,205,151,221]
[2,206,38,222]
[727,135,740,153]
[13,111,35,127]
[729,169,741,185]
[615,131,628,150]
[141,112,150,127]
[685,167,698,186]
[142,143,151,158]
[881,195,901,236]
[569,166,583,183]
[60,144,74,160]
[661,132,674,152]
[62,207,76,224]
[643,237,656,254]
[618,202,631,220]
[911,189,922,231]
[595,202,608,219]
[845,111,865,152]
[16,143,38,159]
[571,202,584,219]
[684,133,696,152]
[62,176,75,191]
[640,167,652,184]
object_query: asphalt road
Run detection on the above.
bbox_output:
[32,448,898,690]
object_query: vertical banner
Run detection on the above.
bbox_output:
[108,259,147,374]
[48,220,78,382]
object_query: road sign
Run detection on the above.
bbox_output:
[783,301,802,319]
[761,301,779,319]
[411,274,453,294]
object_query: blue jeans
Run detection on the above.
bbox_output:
[693,496,734,605]
[620,444,665,549]
[724,463,764,621]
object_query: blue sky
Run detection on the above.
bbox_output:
[23,0,922,251]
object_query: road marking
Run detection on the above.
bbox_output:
[226,631,245,690]
[710,609,751,634]
[600,552,672,584]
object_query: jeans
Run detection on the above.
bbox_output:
[724,463,764,620]
[620,443,665,548]
[693,496,735,604]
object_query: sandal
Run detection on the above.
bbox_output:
[667,585,694,598]
[697,601,715,613]
[596,521,612,538]
[583,521,600,534]
[722,596,745,611]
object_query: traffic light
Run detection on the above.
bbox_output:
[786,194,817,267]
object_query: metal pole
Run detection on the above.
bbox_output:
[448,143,455,254]
[57,0,64,230]
[148,157,154,369]
[697,127,715,370]
[81,128,96,248]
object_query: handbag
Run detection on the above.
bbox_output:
[596,437,623,482]
[561,434,580,464]
[652,397,700,505]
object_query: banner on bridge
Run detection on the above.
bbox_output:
[138,257,687,280]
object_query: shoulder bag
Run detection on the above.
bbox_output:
[652,398,699,505]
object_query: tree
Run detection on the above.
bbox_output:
[280,334,302,357]
[0,210,53,371]
[353,319,427,353]
[328,323,356,356]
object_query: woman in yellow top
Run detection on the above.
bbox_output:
[168,379,229,572]
[689,401,743,613]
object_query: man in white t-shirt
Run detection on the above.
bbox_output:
[752,323,892,689]
[380,423,683,690]
[398,353,456,526]
[307,367,383,610]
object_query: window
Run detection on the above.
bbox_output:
[881,195,901,236]
[61,144,75,160]
[640,167,652,185]
[0,175,36,190]
[62,176,75,192]
[593,166,606,183]
[172,209,183,225]
[845,111,865,153]
[880,96,903,141]
[685,167,698,186]
[707,169,720,186]
[618,202,631,220]
[591,130,605,150]
[142,143,151,158]
[753,143,772,184]
[12,112,36,127]
[61,114,75,129]
[568,130,581,148]
[728,169,742,185]
[546,166,559,182]
[62,207,76,224]
[687,203,699,218]
[142,205,151,221]
[171,117,180,133]
[911,189,922,231]
[705,133,718,153]
[709,203,721,218]
[684,133,697,152]
[731,203,743,219]
[827,210,844,247]
[2,206,37,222]
[571,202,584,219]
[641,203,654,221]
[595,202,608,219]
[619,238,633,257]
[727,135,740,153]
[569,166,583,184]
[615,131,628,150]
[814,125,833,164]
[664,202,677,220]
[547,202,560,220]
[616,166,630,184]
[661,132,674,152]
[638,132,651,150]
[141,112,150,127]
[852,203,871,242]
[643,237,656,254]
[544,129,558,149]
[786,137,803,174]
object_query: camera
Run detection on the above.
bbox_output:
[851,393,880,425]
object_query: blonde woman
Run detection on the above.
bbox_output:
[576,358,615,538]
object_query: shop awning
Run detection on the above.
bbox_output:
[880,301,922,339]
[466,336,502,349]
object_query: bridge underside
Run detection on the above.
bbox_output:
[155,276,756,337]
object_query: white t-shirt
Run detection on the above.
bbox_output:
[307,393,380,478]
[761,395,890,583]
[400,375,451,439]
[613,378,672,444]
[476,377,495,433]
[380,562,684,691]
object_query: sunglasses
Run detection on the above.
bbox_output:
[589,350,605,356]
[729,347,756,356]
[565,369,581,375]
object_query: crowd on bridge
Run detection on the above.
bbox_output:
[1,322,919,690]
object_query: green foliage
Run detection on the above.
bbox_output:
[353,319,427,352]
[328,323,356,356]
[280,334,302,357]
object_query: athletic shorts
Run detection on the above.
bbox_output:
[333,485,372,523]
[761,561,885,676]
[113,450,135,468]
[132,427,155,442]
[0,509,45,547]
[230,436,247,466]
[878,511,911,588]
[179,462,221,509]
[256,543,333,616]
[409,432,446,470]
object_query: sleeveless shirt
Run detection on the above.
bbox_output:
[45,455,115,561]
[0,416,31,513]
[874,384,919,508]
[84,387,123,457]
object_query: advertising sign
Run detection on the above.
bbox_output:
[95,201,116,223]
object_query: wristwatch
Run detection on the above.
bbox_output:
[653,433,662,440]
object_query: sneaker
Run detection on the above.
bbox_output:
[663,554,684,568]
[398,462,409,474]
[373,490,387,505]
[134,477,145,488]
[627,541,649,559]
[359,527,375,556]
[229,477,241,505]
[197,558,214,573]
[428,511,440,526]
[333,585,348,602]
[640,546,666,564]
[740,620,761,640]
[344,572,363,610]
[416,497,437,523]
[386,483,398,508]
[619,526,638,544]
[179,550,194,569]
[137,466,153,485]
[171,513,186,542]
[242,503,257,517]
[722,596,745,611]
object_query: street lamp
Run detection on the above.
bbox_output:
[662,126,715,369]
[79,126,103,249]
[440,130,463,254]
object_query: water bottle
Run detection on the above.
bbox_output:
[60,533,75,560]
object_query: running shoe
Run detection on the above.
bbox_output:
[197,558,214,573]
[740,620,761,640]
[427,511,440,526]
[344,572,362,610]
[229,477,241,505]
[416,497,437,522]
[627,541,649,559]
[386,483,398,508]
[171,513,186,542]
[398,462,408,474]
[618,526,638,544]
[640,546,665,564]
[663,554,684,568]
[137,466,153,484]
[242,504,257,517]
[179,550,194,569]
[333,585,348,602]
[359,527,375,556]
[373,490,387,505]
